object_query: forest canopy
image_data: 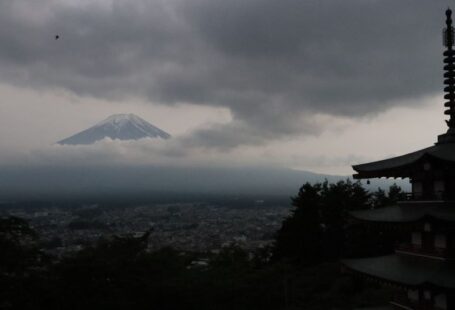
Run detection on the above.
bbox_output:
[0,180,402,309]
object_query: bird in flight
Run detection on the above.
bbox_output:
[55,35,60,40]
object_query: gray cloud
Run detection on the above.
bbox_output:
[0,0,449,147]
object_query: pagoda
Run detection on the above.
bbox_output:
[343,9,455,310]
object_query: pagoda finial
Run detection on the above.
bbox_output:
[445,8,453,48]
[443,7,455,129]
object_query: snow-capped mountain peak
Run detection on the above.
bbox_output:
[97,114,142,127]
[57,114,171,145]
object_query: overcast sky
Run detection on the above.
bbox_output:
[0,0,451,175]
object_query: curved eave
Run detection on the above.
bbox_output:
[353,148,427,178]
[352,142,455,179]
[342,255,455,290]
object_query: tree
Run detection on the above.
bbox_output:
[0,217,46,309]
[272,180,372,264]
[272,183,324,265]
[387,183,407,203]
[372,184,407,209]
[0,217,40,275]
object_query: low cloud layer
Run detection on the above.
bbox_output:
[0,1,449,148]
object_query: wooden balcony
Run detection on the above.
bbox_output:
[391,295,446,310]
[404,191,446,201]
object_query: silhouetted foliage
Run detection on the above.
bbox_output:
[0,181,399,309]
[272,183,324,265]
[0,217,47,309]
[372,183,407,209]
[273,180,371,264]
[0,217,39,274]
[50,231,189,310]
[273,181,405,264]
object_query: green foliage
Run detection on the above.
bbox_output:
[0,180,400,309]
[0,217,40,275]
[273,181,405,264]
[0,217,47,310]
[273,180,372,264]
[273,183,324,265]
[372,183,407,209]
[51,231,191,310]
[209,244,250,271]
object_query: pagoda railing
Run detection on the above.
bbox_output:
[404,191,446,201]
[395,243,448,260]
[391,294,446,310]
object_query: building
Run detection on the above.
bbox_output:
[343,9,455,310]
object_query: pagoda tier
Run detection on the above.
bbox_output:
[343,255,455,310]
[350,201,455,223]
[352,142,455,179]
[353,142,455,200]
[343,255,455,290]
[351,202,455,260]
[344,201,455,308]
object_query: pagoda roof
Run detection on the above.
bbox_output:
[352,139,455,178]
[350,203,455,223]
[343,254,455,289]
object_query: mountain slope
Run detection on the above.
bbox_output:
[0,165,410,201]
[57,114,171,145]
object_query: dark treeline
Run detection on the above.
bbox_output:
[273,181,407,264]
[0,181,403,309]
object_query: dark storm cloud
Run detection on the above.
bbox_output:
[0,0,448,147]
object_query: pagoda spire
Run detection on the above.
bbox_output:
[443,8,455,129]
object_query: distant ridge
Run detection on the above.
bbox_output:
[57,114,171,145]
[0,165,410,201]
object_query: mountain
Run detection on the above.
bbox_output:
[57,114,171,145]
[0,165,410,201]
